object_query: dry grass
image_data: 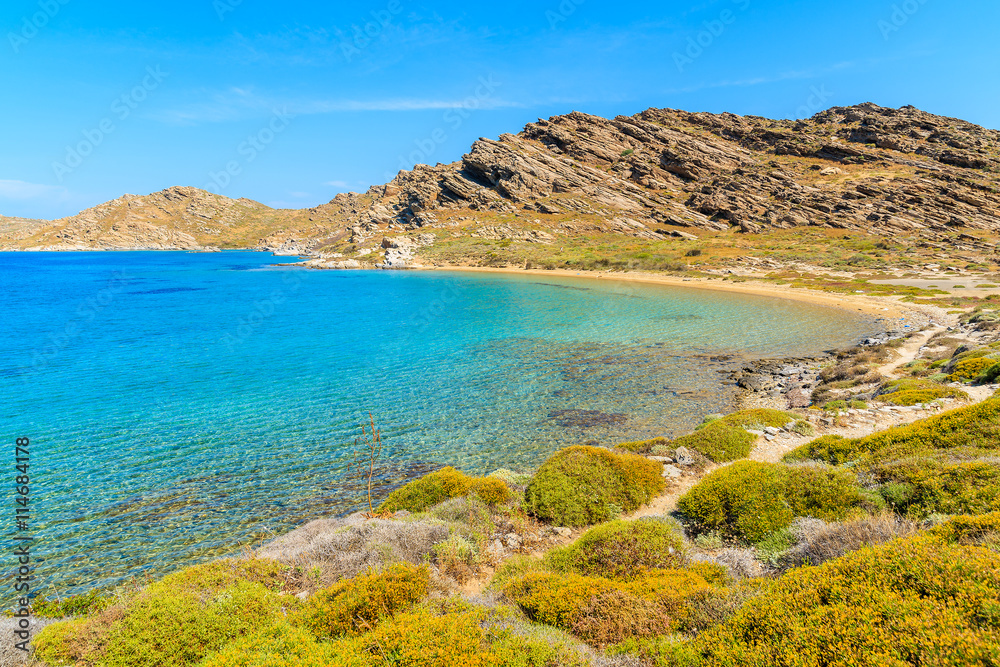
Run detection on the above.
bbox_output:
[778,514,918,570]
[689,548,766,579]
[256,516,448,592]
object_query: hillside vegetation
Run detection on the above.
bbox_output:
[25,383,1000,666]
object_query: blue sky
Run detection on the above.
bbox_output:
[2,0,997,220]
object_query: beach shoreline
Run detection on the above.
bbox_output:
[410,264,957,330]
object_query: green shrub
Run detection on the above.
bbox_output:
[366,600,592,665]
[204,600,592,666]
[784,434,854,464]
[719,409,796,430]
[296,563,429,638]
[784,465,864,522]
[30,589,113,618]
[668,421,755,463]
[546,519,687,580]
[666,410,796,463]
[978,361,1000,383]
[789,420,815,437]
[874,459,1000,518]
[524,446,665,527]
[677,462,793,542]
[474,477,514,505]
[199,624,366,667]
[879,378,968,406]
[677,535,1000,666]
[377,467,512,513]
[677,461,862,542]
[752,528,796,564]
[786,398,1000,467]
[785,399,1000,519]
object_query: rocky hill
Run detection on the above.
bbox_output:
[4,104,999,268]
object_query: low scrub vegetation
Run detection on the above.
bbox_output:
[296,563,429,638]
[524,446,665,527]
[661,409,797,463]
[785,398,1000,518]
[648,535,1000,666]
[546,519,687,580]
[878,378,969,405]
[503,567,724,648]
[677,461,864,543]
[34,558,294,667]
[35,557,594,667]
[377,466,511,513]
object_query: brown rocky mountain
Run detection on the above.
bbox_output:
[4,103,998,265]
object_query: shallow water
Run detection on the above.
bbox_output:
[0,251,880,598]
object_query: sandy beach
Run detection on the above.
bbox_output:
[417,265,957,330]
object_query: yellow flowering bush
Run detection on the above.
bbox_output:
[377,467,512,513]
[949,356,999,382]
[34,558,295,667]
[503,568,720,646]
[524,446,665,526]
[932,512,1000,549]
[672,536,1000,666]
[296,563,429,638]
[201,600,592,666]
[360,600,591,666]
[198,624,367,667]
[879,378,969,406]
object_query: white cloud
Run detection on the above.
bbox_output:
[151,87,521,125]
[0,180,69,202]
[325,180,349,188]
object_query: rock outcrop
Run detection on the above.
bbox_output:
[4,104,999,257]
[352,104,1000,241]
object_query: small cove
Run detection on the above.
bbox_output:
[0,251,883,599]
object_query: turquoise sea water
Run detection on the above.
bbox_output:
[0,251,880,599]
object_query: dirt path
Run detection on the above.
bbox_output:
[877,326,942,377]
[627,324,989,520]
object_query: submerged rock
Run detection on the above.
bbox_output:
[548,409,628,428]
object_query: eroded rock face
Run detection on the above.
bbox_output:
[5,104,1000,253]
[342,104,1000,247]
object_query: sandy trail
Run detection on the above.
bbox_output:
[628,324,990,520]
[877,326,941,377]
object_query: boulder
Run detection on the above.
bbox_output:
[675,447,695,466]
